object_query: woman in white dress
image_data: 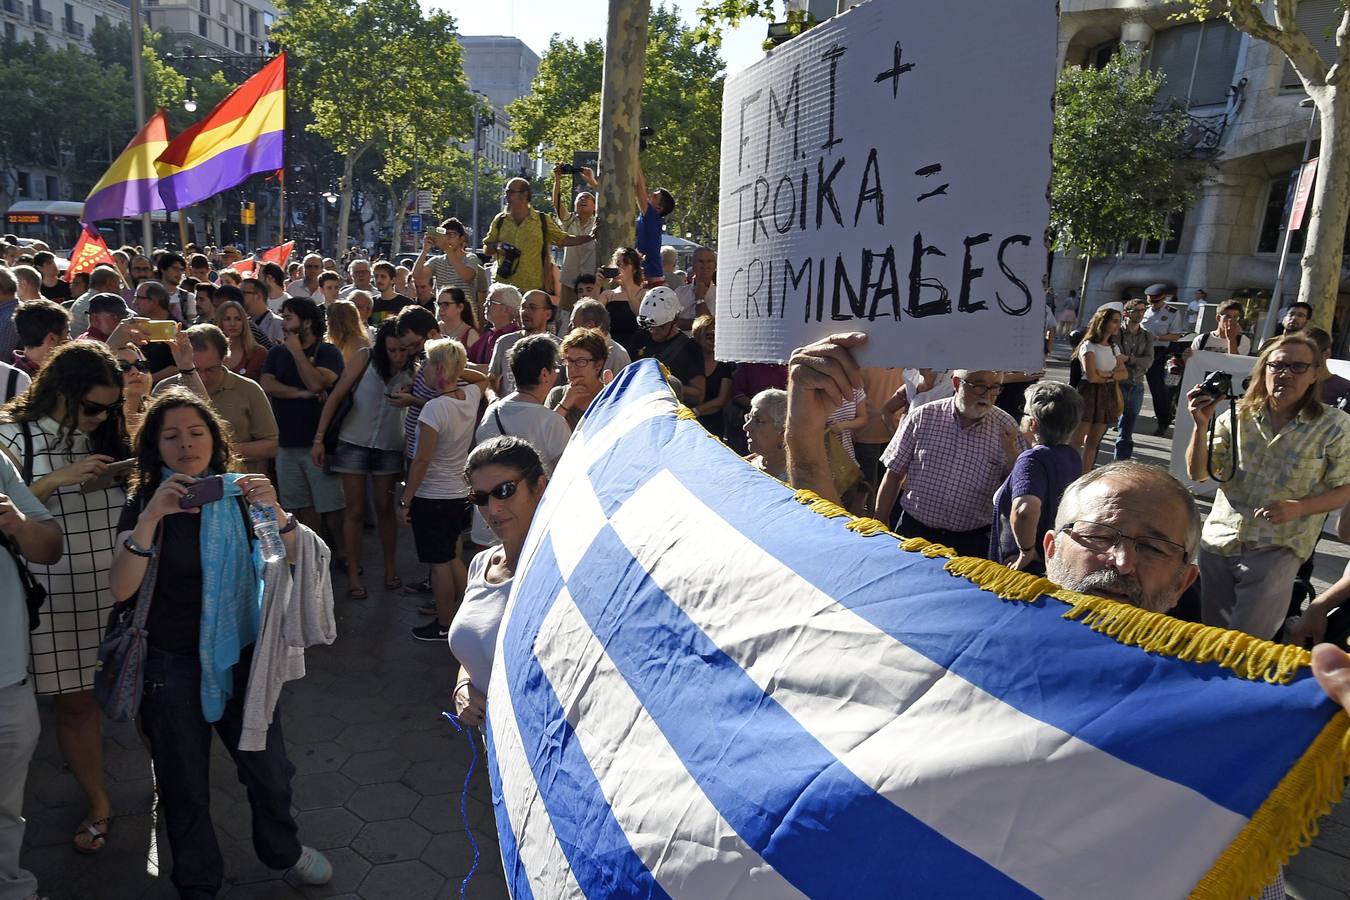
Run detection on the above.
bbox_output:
[0,340,132,854]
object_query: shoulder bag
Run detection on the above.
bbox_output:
[95,525,160,722]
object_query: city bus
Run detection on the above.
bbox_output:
[4,200,197,254]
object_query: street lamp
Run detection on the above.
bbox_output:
[183,78,197,113]
[470,89,495,247]
[319,190,338,254]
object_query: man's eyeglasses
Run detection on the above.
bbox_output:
[959,380,1002,396]
[1060,520,1186,564]
[469,475,533,507]
[80,397,124,417]
[563,355,596,368]
[1265,361,1313,375]
[118,359,151,374]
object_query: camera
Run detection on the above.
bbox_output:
[1197,370,1237,400]
[599,266,620,279]
[639,125,654,152]
[557,164,582,176]
[496,243,522,278]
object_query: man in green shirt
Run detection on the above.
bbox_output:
[484,178,595,296]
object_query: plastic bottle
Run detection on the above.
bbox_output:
[249,503,286,563]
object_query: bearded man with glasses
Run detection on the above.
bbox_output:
[1186,332,1350,639]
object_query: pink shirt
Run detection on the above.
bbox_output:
[881,397,1016,532]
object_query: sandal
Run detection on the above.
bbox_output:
[348,585,369,600]
[73,816,111,854]
[384,575,402,590]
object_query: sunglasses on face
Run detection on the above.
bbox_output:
[81,397,124,417]
[468,476,532,507]
[118,359,151,374]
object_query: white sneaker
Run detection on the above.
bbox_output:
[291,845,332,885]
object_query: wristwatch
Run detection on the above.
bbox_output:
[123,535,155,558]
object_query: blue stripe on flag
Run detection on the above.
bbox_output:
[500,536,671,900]
[541,520,1037,897]
[484,716,536,900]
[607,415,1337,818]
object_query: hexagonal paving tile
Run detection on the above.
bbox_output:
[288,740,351,776]
[351,819,431,864]
[283,845,371,896]
[409,794,465,835]
[339,749,410,786]
[420,829,484,880]
[346,782,420,822]
[335,722,398,753]
[282,712,346,744]
[295,807,364,849]
[401,759,462,796]
[357,859,446,899]
[291,772,358,811]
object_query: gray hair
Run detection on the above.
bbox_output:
[1023,380,1082,446]
[571,298,610,333]
[1055,462,1201,562]
[752,388,788,432]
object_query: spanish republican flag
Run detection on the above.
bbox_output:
[155,53,286,211]
[82,109,170,223]
[64,224,118,283]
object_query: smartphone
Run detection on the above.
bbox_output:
[145,320,178,342]
[80,458,136,494]
[599,266,620,279]
[179,475,225,509]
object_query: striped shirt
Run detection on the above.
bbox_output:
[881,397,1017,531]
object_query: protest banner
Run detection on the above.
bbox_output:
[714,0,1057,368]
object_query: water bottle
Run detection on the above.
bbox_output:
[249,503,286,563]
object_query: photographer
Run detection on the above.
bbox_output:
[412,218,488,306]
[1185,333,1350,639]
[484,178,594,296]
[552,165,599,313]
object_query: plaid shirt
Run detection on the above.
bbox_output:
[1204,404,1350,559]
[881,397,1017,531]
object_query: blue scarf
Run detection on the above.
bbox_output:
[165,469,264,721]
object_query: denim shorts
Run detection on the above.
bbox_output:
[328,441,405,476]
[275,446,346,514]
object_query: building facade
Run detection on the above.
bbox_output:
[142,0,275,55]
[457,34,540,176]
[1,0,130,52]
[1056,0,1350,343]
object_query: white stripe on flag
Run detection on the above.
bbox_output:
[488,648,587,900]
[607,469,1247,899]
[536,589,807,900]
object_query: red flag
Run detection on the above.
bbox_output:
[229,259,257,276]
[260,241,294,267]
[65,224,118,283]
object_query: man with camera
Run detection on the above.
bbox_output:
[485,178,595,297]
[553,165,599,314]
[1186,332,1350,639]
[412,217,488,306]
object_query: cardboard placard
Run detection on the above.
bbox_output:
[713,0,1057,368]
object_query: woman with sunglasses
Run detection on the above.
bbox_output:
[450,436,547,729]
[114,342,152,436]
[107,390,331,897]
[0,341,130,855]
[402,337,481,642]
[213,299,268,382]
[436,286,481,352]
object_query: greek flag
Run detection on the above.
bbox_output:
[486,359,1347,899]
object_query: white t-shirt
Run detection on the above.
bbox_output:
[448,547,513,691]
[0,360,31,402]
[489,331,561,398]
[285,279,323,300]
[1078,340,1118,374]
[412,383,481,499]
[469,396,572,545]
[675,282,716,322]
[1190,331,1252,356]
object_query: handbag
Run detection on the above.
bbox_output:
[94,529,160,722]
[0,531,47,631]
[322,349,372,455]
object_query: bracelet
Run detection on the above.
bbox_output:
[179,367,197,375]
[123,535,155,558]
[277,514,298,535]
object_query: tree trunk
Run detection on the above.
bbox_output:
[595,0,650,267]
[1297,92,1350,333]
[388,184,408,257]
[337,151,357,256]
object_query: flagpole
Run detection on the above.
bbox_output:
[129,0,153,250]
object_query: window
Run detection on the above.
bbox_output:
[232,0,240,24]
[3,22,13,39]
[248,7,257,34]
[1284,0,1343,88]
[262,10,273,30]
[1149,21,1242,108]
[235,30,243,51]
[44,175,58,199]
[1256,172,1350,254]
[16,171,29,197]
[198,0,208,13]
[1120,212,1186,257]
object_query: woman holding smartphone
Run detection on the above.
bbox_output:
[108,389,331,897]
[312,319,414,598]
[0,341,130,855]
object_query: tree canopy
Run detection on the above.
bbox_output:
[505,5,725,242]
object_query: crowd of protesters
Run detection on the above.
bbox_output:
[6,157,1350,900]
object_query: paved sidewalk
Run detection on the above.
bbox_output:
[19,525,506,900]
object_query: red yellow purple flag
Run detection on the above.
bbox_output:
[155,54,286,210]
[82,110,170,223]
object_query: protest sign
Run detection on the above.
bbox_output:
[714,0,1057,368]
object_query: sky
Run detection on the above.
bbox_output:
[423,0,769,77]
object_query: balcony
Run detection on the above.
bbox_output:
[1,0,24,17]
[30,7,51,26]
[62,17,81,37]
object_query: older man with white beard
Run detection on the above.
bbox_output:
[874,368,1022,557]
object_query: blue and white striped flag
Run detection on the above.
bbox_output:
[486,359,1348,899]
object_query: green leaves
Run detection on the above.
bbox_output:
[1050,50,1210,256]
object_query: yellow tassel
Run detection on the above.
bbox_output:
[1057,591,1310,684]
[1191,713,1350,899]
[844,517,891,536]
[792,489,854,521]
[675,405,699,421]
[943,557,1057,603]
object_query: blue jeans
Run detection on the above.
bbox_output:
[140,646,301,900]
[1114,382,1145,460]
